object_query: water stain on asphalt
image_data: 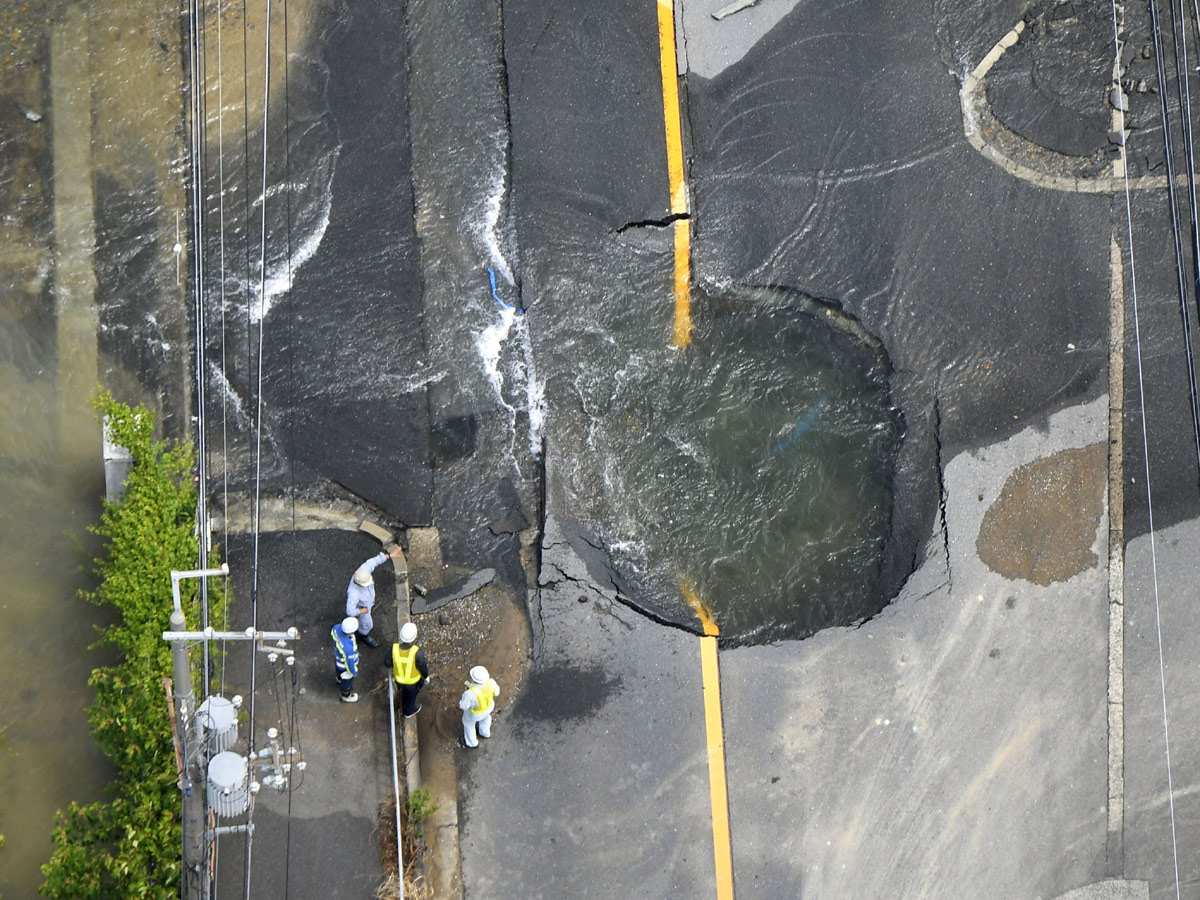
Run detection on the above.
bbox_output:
[976,442,1106,585]
[511,663,621,733]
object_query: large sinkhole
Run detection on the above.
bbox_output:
[561,285,903,644]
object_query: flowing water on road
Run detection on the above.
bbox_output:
[0,0,907,890]
[541,281,901,642]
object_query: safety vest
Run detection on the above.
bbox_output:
[332,626,358,674]
[468,682,495,715]
[392,643,421,684]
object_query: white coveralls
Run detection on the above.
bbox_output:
[459,677,500,748]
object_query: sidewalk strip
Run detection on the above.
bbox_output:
[1106,230,1125,872]
[683,582,735,900]
[656,0,692,347]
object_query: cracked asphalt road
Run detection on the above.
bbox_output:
[457,0,1132,897]
[12,0,1194,894]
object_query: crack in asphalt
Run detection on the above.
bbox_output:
[933,393,953,593]
[613,211,691,234]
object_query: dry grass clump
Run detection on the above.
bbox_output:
[374,870,431,900]
[376,793,437,900]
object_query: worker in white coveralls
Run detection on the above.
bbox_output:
[458,665,500,749]
[345,546,403,648]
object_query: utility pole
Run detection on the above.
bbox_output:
[171,606,205,899]
[165,564,301,900]
[169,566,227,900]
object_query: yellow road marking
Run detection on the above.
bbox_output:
[657,0,692,347]
[681,580,735,899]
[681,579,717,636]
[673,219,692,347]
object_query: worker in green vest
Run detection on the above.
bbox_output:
[390,621,429,718]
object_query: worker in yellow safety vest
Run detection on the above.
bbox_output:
[390,622,429,718]
[457,665,500,749]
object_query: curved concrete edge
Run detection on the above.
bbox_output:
[1050,879,1149,900]
[360,518,412,621]
[212,491,402,535]
[958,17,1177,194]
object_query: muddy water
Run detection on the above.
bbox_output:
[542,283,901,643]
[0,0,188,893]
[0,377,114,897]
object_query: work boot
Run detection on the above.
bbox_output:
[360,633,379,648]
[341,692,359,703]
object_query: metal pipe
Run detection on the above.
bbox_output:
[387,675,405,900]
[171,564,230,614]
[171,609,203,899]
[163,629,299,642]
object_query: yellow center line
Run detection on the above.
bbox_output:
[657,0,692,348]
[682,581,735,900]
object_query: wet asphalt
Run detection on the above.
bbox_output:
[44,0,1200,894]
[460,1,1153,898]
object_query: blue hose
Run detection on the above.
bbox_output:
[773,395,828,454]
[487,267,524,313]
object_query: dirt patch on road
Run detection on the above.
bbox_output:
[977,442,1106,586]
[411,573,531,747]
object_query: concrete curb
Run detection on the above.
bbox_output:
[1049,879,1149,900]
[356,520,460,897]
[958,15,1180,194]
[1107,235,1126,875]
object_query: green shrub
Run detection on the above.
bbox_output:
[405,788,439,827]
[40,392,228,899]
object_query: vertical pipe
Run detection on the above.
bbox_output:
[171,609,203,898]
[388,675,406,900]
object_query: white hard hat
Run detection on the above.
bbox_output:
[352,568,372,586]
[399,622,417,643]
[469,666,489,685]
[341,616,359,634]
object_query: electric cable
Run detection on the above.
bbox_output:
[211,0,233,887]
[208,2,233,892]
[195,3,225,894]
[244,0,274,893]
[1109,5,1183,898]
[280,0,298,889]
[241,0,253,461]
[1173,0,1200,327]
[217,0,233,703]
[190,0,211,701]
[184,0,210,892]
[1165,0,1200,489]
[1146,0,1200,483]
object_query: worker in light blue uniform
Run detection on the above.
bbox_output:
[345,546,403,648]
[332,616,361,703]
[458,666,500,749]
